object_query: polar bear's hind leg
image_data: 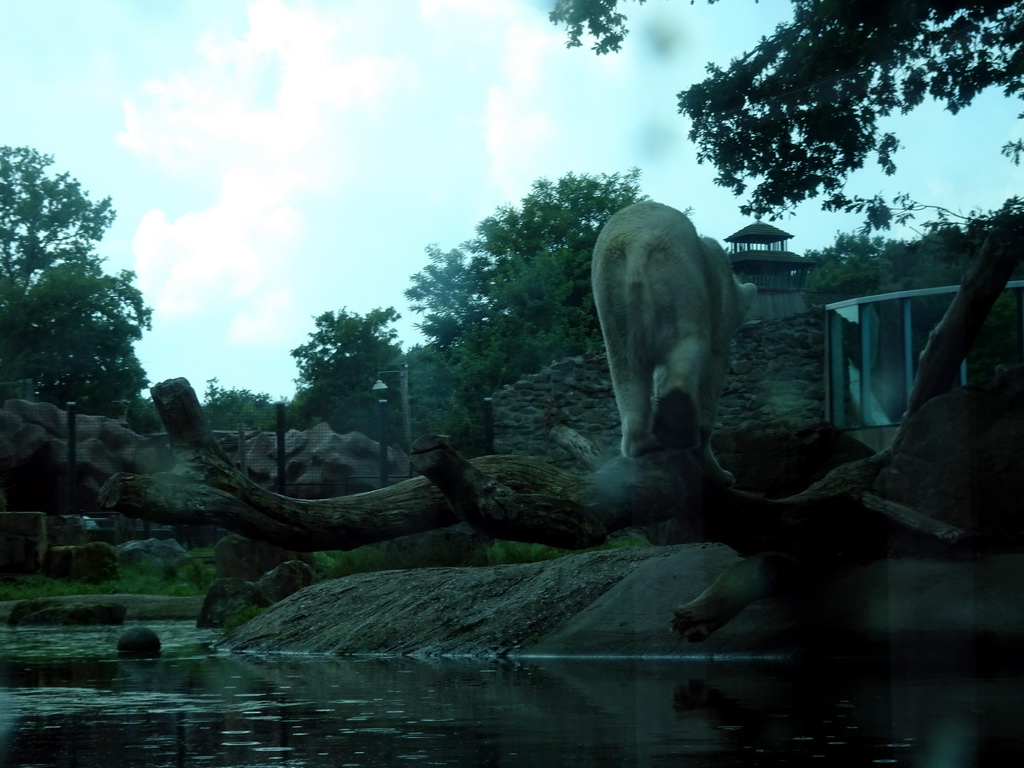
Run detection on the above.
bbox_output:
[651,389,700,451]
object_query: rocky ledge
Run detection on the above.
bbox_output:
[219,544,1024,666]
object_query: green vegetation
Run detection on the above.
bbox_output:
[201,378,280,432]
[0,535,649,607]
[0,146,152,417]
[0,557,216,602]
[403,169,648,452]
[289,306,405,437]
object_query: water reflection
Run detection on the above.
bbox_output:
[1,621,1020,767]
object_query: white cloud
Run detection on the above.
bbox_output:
[118,0,408,346]
[132,185,302,324]
[228,288,297,345]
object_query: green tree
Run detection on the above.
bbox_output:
[406,170,647,451]
[290,307,403,438]
[0,146,151,415]
[202,378,278,431]
[806,231,970,299]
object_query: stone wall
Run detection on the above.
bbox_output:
[492,306,825,469]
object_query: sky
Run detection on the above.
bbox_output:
[2,0,1022,402]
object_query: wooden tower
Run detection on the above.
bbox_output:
[725,222,815,319]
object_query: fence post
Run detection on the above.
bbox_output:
[483,396,494,454]
[66,402,78,515]
[378,398,389,487]
[276,402,287,495]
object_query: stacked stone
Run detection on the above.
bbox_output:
[491,308,827,468]
[491,350,620,469]
[718,306,826,429]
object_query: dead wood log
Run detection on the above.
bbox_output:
[549,423,607,471]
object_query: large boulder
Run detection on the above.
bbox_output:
[196,578,272,628]
[0,399,172,514]
[257,560,315,603]
[0,399,406,517]
[875,365,1024,548]
[219,544,1024,664]
[233,421,408,497]
[117,538,189,569]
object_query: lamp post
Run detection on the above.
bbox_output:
[371,365,412,475]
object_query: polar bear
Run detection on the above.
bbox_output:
[592,201,757,485]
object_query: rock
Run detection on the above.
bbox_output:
[196,577,272,628]
[43,541,118,582]
[117,538,189,569]
[220,546,694,656]
[12,600,127,626]
[214,533,311,581]
[712,420,874,498]
[0,511,47,574]
[0,399,406,517]
[7,598,59,625]
[0,399,172,514]
[256,560,314,603]
[875,364,1024,548]
[117,626,161,654]
[219,545,1024,665]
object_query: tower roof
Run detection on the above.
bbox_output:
[725,221,793,243]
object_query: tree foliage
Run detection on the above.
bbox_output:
[289,307,403,437]
[405,170,647,451]
[0,146,151,415]
[805,230,970,299]
[550,1,1024,226]
[202,378,278,431]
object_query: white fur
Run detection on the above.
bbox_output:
[592,201,757,484]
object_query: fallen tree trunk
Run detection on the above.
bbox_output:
[100,378,462,551]
[101,379,957,560]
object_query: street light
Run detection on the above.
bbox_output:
[371,365,412,475]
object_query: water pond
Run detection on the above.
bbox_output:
[1,621,1020,767]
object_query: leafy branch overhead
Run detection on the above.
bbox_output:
[550,1,1024,223]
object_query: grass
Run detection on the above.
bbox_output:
[0,532,651,602]
[0,557,217,602]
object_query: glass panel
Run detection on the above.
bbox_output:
[861,300,907,426]
[827,304,863,429]
[908,293,955,384]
